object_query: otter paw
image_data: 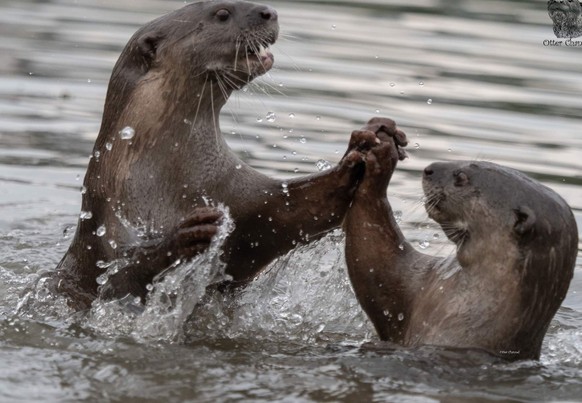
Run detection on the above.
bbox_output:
[363,117,408,161]
[357,134,403,194]
[173,207,223,258]
[337,129,378,171]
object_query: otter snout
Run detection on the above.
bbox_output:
[422,162,449,183]
[256,5,278,22]
[248,4,279,28]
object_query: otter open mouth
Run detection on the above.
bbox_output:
[244,44,273,65]
[237,40,275,75]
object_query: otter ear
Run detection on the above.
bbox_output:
[513,206,536,236]
[137,31,164,62]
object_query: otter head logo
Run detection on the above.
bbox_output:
[548,0,582,38]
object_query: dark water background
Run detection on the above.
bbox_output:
[0,0,581,401]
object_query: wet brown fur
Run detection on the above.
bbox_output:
[344,127,578,360]
[52,1,384,309]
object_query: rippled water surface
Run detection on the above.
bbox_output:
[1,0,581,401]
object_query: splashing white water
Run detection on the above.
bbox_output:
[83,223,371,344]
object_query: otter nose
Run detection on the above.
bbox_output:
[258,5,278,21]
[423,166,434,177]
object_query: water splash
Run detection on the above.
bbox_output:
[81,227,372,345]
[86,205,235,343]
[199,230,373,344]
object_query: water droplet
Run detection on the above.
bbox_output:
[256,117,263,123]
[108,239,118,249]
[146,284,154,291]
[414,143,420,149]
[398,313,405,321]
[281,182,289,194]
[447,148,452,153]
[316,159,332,171]
[369,268,374,273]
[389,82,396,87]
[398,243,405,251]
[418,240,430,249]
[80,211,93,220]
[331,24,336,30]
[266,111,276,122]
[94,150,100,159]
[315,116,321,121]
[96,274,108,285]
[96,225,106,237]
[375,109,380,113]
[87,79,92,83]
[183,118,192,125]
[394,210,403,224]
[235,164,242,170]
[383,309,391,317]
[419,81,424,86]
[80,186,87,195]
[105,142,112,151]
[293,168,299,173]
[433,233,440,240]
[427,98,433,105]
[299,137,306,144]
[288,113,295,118]
[119,126,135,140]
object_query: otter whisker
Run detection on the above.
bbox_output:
[234,40,241,72]
[210,84,219,150]
[254,75,286,97]
[215,74,240,124]
[192,73,208,127]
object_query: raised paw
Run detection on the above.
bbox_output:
[172,207,223,258]
[363,117,408,161]
[352,141,396,197]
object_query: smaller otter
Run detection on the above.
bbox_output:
[548,0,582,38]
[344,125,578,360]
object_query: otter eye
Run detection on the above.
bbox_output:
[454,171,469,187]
[215,9,230,22]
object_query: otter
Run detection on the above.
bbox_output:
[51,0,385,309]
[548,0,582,38]
[344,126,578,360]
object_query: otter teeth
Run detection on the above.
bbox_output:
[258,45,269,57]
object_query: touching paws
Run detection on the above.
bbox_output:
[357,117,409,195]
[362,117,408,161]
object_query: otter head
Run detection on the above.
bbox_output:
[422,161,569,246]
[101,0,279,130]
[548,0,582,36]
[423,160,577,276]
[134,0,278,84]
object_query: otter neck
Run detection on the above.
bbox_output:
[100,75,233,158]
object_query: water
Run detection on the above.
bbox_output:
[1,0,581,401]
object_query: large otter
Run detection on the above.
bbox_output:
[548,0,582,38]
[51,0,383,309]
[344,125,578,360]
